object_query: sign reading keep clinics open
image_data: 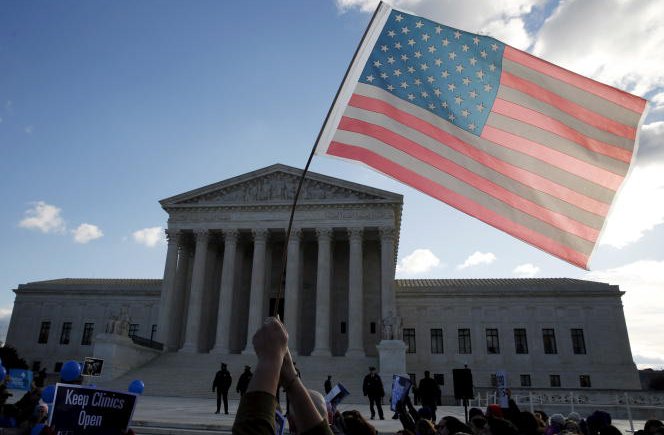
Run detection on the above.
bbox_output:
[48,384,137,434]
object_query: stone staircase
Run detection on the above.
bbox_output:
[99,351,378,404]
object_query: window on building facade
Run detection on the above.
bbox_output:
[81,323,94,345]
[542,329,557,354]
[520,374,532,387]
[403,328,416,353]
[59,322,72,345]
[514,328,528,354]
[370,322,376,334]
[128,324,139,337]
[38,321,51,344]
[490,374,497,387]
[151,324,157,341]
[580,375,591,388]
[54,362,63,372]
[458,328,471,354]
[340,322,346,334]
[434,373,444,385]
[571,329,586,354]
[486,328,500,354]
[549,374,561,387]
[431,328,443,354]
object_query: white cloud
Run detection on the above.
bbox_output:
[651,92,664,112]
[396,248,441,274]
[533,0,664,97]
[585,260,664,368]
[481,16,532,50]
[513,263,540,277]
[72,223,103,244]
[19,201,66,234]
[0,307,12,319]
[638,121,664,164]
[132,226,165,247]
[334,0,543,45]
[599,163,664,248]
[457,251,496,269]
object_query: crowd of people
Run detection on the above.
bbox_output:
[231,317,664,435]
[1,317,662,434]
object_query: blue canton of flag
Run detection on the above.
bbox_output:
[359,10,505,136]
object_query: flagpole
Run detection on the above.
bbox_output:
[272,1,386,318]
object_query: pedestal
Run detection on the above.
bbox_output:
[376,339,407,395]
[92,334,161,382]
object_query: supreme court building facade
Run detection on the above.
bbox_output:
[6,164,641,391]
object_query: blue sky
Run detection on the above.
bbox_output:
[1,0,663,367]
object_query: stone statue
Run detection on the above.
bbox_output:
[105,314,118,334]
[105,307,131,336]
[381,310,402,340]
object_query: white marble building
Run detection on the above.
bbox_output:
[5,164,640,391]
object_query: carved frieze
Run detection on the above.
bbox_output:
[178,172,384,205]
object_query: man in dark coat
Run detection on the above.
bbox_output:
[362,366,384,420]
[236,365,252,397]
[212,362,232,414]
[324,375,332,394]
[417,370,441,421]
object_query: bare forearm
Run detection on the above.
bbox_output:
[248,360,282,395]
[285,378,326,433]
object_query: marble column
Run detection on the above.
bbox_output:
[346,227,365,356]
[311,228,333,357]
[379,227,397,321]
[156,229,180,348]
[172,241,192,350]
[243,229,269,354]
[211,229,239,354]
[181,229,209,353]
[283,228,302,354]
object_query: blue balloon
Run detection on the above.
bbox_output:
[0,365,6,381]
[41,385,56,403]
[31,423,45,435]
[60,360,81,382]
[128,379,144,395]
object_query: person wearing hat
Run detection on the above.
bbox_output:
[236,365,253,398]
[362,367,385,420]
[212,362,233,414]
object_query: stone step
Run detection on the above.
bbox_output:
[98,352,379,403]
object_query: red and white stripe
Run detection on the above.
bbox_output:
[318,43,646,269]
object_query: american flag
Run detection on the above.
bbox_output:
[315,4,647,269]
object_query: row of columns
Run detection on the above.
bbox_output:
[157,226,397,355]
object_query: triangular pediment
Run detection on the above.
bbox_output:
[160,164,402,208]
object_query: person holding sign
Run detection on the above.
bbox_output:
[232,317,332,435]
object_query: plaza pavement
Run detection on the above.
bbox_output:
[128,395,646,435]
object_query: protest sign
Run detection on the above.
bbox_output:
[275,410,286,435]
[82,358,104,377]
[390,374,412,411]
[495,370,509,408]
[48,383,137,434]
[324,383,350,411]
[7,369,33,390]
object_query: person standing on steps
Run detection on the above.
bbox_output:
[213,362,233,414]
[236,365,253,397]
[324,375,332,395]
[362,366,385,420]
